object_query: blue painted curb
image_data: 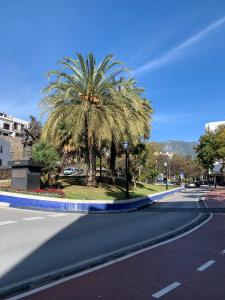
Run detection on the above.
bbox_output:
[0,187,183,213]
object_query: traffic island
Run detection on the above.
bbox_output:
[0,187,183,213]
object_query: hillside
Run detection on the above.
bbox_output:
[157,140,197,157]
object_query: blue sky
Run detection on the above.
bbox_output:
[1,0,225,141]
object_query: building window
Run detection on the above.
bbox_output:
[3,123,10,130]
[0,159,2,166]
[0,145,3,153]
[13,122,18,130]
[21,124,24,131]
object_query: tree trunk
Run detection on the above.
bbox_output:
[59,151,67,174]
[87,143,97,186]
[99,154,102,178]
[84,113,96,186]
[131,170,137,188]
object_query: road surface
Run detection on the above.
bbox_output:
[8,188,224,300]
[0,189,207,298]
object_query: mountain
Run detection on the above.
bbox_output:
[157,140,197,157]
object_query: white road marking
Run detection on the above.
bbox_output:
[22,217,45,221]
[0,202,10,207]
[48,213,66,218]
[197,260,215,271]
[152,282,181,298]
[222,249,225,254]
[0,220,17,226]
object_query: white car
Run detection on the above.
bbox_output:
[185,182,196,188]
[63,167,77,176]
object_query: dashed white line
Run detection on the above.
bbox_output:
[222,249,225,254]
[0,220,17,226]
[48,214,66,218]
[197,260,215,271]
[22,217,45,221]
[152,282,181,298]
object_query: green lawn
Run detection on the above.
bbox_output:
[62,181,176,200]
[0,179,176,201]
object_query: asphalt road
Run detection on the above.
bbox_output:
[0,189,205,297]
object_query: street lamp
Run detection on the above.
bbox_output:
[123,141,129,199]
[164,162,168,190]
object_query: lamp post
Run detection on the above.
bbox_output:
[123,141,129,199]
[164,162,168,190]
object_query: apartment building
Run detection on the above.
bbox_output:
[205,120,225,132]
[205,121,225,184]
[0,112,29,138]
[0,113,29,168]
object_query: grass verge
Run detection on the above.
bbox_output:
[62,182,176,200]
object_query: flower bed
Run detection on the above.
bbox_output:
[0,187,64,198]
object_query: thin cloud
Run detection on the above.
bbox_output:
[134,15,225,75]
[153,111,225,124]
[153,114,197,124]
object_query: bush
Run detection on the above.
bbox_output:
[32,142,60,188]
[32,141,59,169]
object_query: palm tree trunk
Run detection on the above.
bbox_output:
[84,113,97,186]
[87,143,97,186]
[99,154,102,178]
[59,151,67,174]
[130,169,137,188]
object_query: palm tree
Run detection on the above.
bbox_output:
[41,53,126,185]
[41,53,152,186]
[108,78,153,176]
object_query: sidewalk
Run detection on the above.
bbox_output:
[205,187,225,209]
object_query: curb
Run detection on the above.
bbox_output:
[0,188,183,213]
[1,197,210,299]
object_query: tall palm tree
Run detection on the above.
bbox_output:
[41,53,127,185]
[41,53,152,186]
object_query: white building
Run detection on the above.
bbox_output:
[205,121,225,178]
[0,139,11,167]
[205,120,225,132]
[0,112,29,138]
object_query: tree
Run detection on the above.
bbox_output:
[41,53,152,186]
[41,53,125,186]
[214,125,225,173]
[117,142,159,185]
[108,78,152,177]
[196,131,216,176]
[32,141,59,169]
[32,142,60,187]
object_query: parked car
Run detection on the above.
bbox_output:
[63,167,82,176]
[199,181,209,188]
[185,182,196,188]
